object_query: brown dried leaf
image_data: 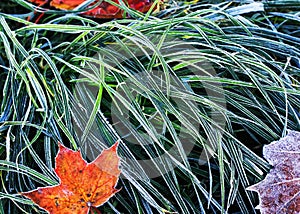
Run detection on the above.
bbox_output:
[247,130,300,214]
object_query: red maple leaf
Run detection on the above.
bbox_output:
[247,130,300,214]
[27,0,154,18]
[21,142,121,214]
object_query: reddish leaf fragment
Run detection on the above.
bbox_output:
[247,130,300,214]
[82,0,123,19]
[21,142,121,214]
[28,0,154,18]
[50,0,85,10]
[27,0,49,5]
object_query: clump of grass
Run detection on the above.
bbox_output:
[0,0,299,213]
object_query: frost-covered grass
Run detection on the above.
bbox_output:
[0,0,299,213]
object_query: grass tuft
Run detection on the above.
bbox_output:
[0,0,299,213]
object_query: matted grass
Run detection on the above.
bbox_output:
[0,0,299,213]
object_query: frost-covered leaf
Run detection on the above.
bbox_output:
[248,130,300,214]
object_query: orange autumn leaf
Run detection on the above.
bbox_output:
[27,0,154,18]
[247,130,300,214]
[83,0,153,18]
[28,0,48,5]
[21,142,121,214]
[50,0,86,10]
